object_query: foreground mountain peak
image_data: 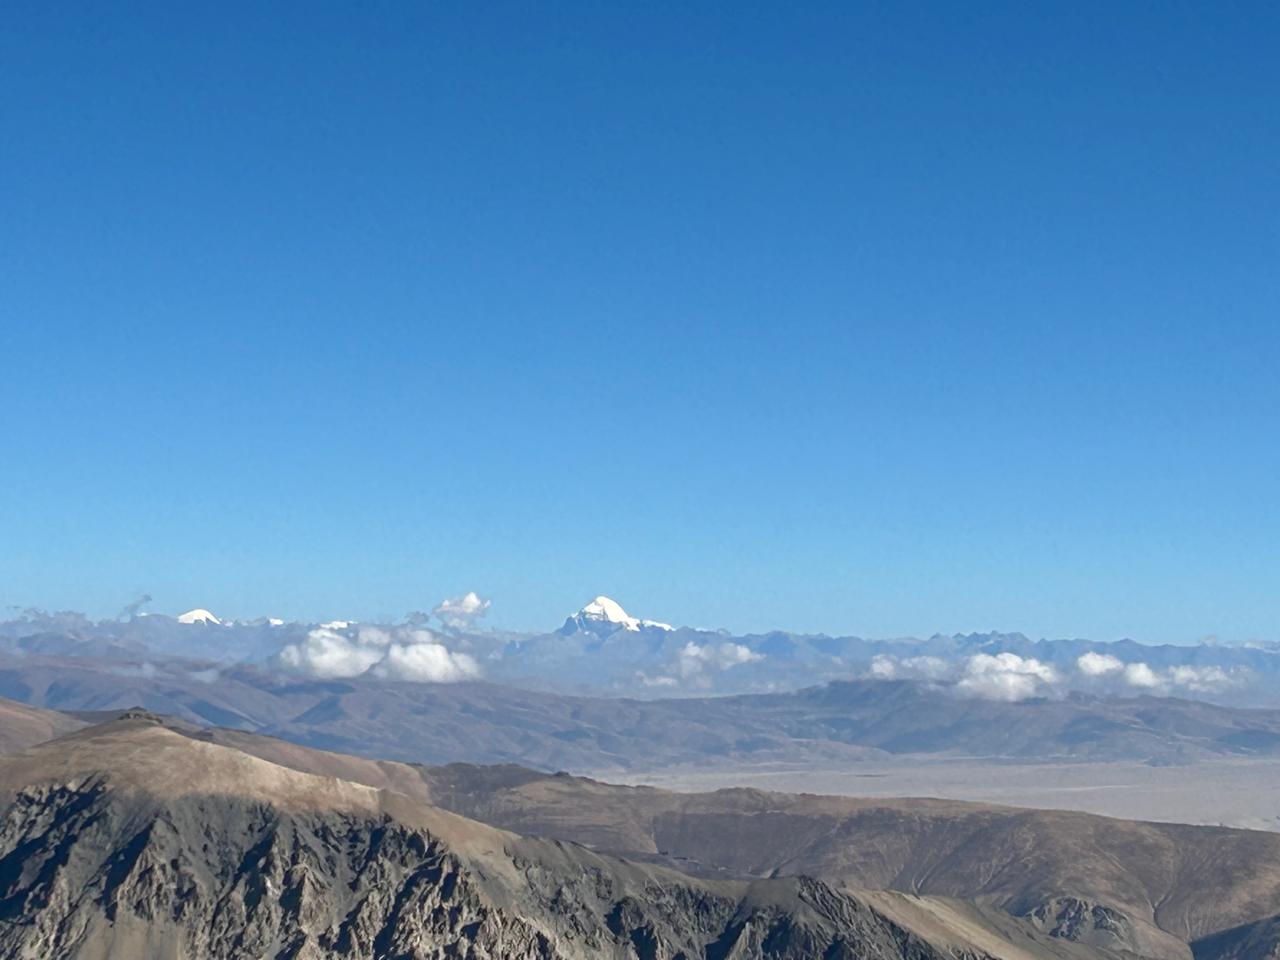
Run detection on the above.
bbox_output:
[0,715,1142,960]
[562,595,673,634]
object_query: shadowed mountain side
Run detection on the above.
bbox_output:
[0,715,1120,960]
[8,659,1280,769]
[1192,915,1280,960]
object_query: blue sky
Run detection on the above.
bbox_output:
[2,2,1277,641]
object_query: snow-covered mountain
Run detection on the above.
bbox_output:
[5,602,1280,705]
[558,596,673,636]
[175,608,222,625]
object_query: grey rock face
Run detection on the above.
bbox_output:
[0,783,552,959]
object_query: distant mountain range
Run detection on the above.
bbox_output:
[4,597,1280,705]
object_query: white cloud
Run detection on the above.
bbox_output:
[278,627,387,679]
[1169,665,1232,691]
[677,641,763,679]
[637,672,679,688]
[432,592,491,629]
[1123,662,1162,688]
[373,641,480,683]
[868,654,950,681]
[278,624,480,683]
[869,654,898,679]
[1098,660,1237,694]
[717,643,762,667]
[869,649,1238,702]
[1077,652,1125,676]
[355,626,396,647]
[957,652,1058,702]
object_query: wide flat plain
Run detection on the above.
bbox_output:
[602,757,1280,830]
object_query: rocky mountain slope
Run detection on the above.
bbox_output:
[109,716,1280,960]
[0,713,1121,960]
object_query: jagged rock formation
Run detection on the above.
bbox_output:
[1020,898,1181,959]
[0,716,1119,959]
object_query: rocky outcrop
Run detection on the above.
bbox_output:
[0,782,556,959]
[1022,896,1191,960]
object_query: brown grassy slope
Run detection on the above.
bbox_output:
[413,763,1280,947]
[0,695,85,753]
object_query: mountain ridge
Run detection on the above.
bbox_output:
[0,714,1127,960]
[9,607,1280,703]
[7,656,1280,772]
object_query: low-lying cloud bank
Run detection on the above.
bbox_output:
[278,625,479,683]
[637,641,764,689]
[958,652,1058,702]
[864,650,1243,702]
[678,640,762,677]
[1073,651,1232,693]
[868,654,950,681]
[865,651,1060,701]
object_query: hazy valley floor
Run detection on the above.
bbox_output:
[603,756,1280,831]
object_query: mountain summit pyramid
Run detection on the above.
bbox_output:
[558,595,674,635]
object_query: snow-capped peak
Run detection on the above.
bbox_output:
[581,596,639,628]
[566,596,673,634]
[177,608,222,625]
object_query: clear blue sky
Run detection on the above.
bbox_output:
[2,2,1277,641]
